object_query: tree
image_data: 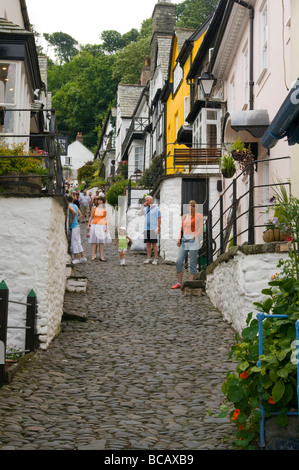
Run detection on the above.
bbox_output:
[112,36,151,84]
[49,51,118,149]
[43,32,79,63]
[175,0,220,28]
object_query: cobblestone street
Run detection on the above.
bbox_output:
[0,236,237,451]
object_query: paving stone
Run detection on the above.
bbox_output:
[0,238,237,450]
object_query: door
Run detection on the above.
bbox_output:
[182,178,209,216]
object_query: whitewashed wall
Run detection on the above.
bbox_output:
[0,196,69,350]
[206,247,289,334]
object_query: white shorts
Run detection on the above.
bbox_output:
[71,226,83,254]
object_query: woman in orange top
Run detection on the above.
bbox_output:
[87,196,111,261]
[171,200,204,289]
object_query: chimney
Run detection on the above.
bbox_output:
[140,56,151,86]
[76,132,83,144]
[151,1,176,76]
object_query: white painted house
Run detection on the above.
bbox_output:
[63,132,94,181]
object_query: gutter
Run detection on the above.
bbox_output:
[233,0,255,110]
[261,79,299,149]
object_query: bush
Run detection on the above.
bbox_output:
[0,142,48,176]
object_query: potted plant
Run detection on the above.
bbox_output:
[0,142,48,193]
[262,190,292,243]
[220,153,236,179]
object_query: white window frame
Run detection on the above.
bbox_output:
[135,146,144,172]
[173,62,183,94]
[65,156,71,166]
[192,108,221,148]
[260,2,268,72]
[184,96,190,124]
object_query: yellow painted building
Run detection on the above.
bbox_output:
[165,21,210,175]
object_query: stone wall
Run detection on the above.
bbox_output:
[206,243,290,334]
[0,195,69,350]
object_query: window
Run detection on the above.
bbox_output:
[135,146,144,172]
[192,108,221,148]
[173,62,183,94]
[65,157,71,165]
[0,62,17,134]
[0,63,17,105]
[260,3,268,71]
[184,96,190,124]
[243,46,249,106]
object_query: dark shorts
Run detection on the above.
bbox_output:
[144,230,158,244]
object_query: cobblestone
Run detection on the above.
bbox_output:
[0,236,237,450]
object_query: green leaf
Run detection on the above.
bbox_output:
[262,298,273,313]
[272,379,285,403]
[242,324,259,341]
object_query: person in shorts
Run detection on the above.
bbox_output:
[138,195,161,265]
[67,196,87,264]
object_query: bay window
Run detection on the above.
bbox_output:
[193,108,221,148]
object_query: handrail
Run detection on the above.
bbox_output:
[206,156,291,265]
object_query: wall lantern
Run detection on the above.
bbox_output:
[198,71,217,99]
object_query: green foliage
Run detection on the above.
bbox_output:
[138,155,163,188]
[100,29,140,54]
[221,193,299,449]
[176,0,220,28]
[220,153,236,178]
[43,32,79,63]
[49,51,118,148]
[105,176,130,208]
[112,37,151,84]
[0,142,48,176]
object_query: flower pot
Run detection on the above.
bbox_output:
[263,229,291,243]
[0,172,43,194]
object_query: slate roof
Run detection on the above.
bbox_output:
[117,84,145,118]
[0,17,32,36]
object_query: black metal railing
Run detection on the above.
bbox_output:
[121,118,149,158]
[0,280,37,387]
[205,156,291,266]
[0,108,64,195]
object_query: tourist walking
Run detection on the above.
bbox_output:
[171,200,204,289]
[67,195,87,264]
[138,195,161,265]
[87,196,111,261]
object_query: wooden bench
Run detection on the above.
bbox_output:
[174,148,221,166]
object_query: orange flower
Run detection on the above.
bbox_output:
[268,396,275,405]
[240,371,248,379]
[231,409,240,421]
[238,425,244,431]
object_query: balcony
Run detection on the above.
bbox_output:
[121,118,149,158]
[173,147,221,167]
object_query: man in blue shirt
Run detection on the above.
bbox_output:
[138,195,161,264]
